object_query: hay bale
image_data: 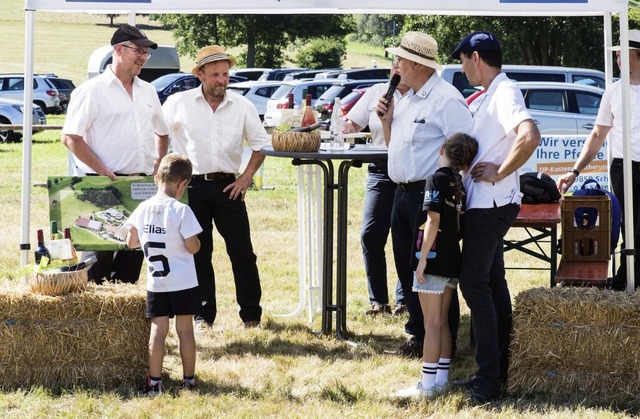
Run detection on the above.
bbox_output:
[0,282,149,390]
[508,287,640,402]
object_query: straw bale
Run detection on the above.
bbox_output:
[508,287,640,402]
[0,282,149,389]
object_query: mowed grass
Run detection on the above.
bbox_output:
[1,4,639,418]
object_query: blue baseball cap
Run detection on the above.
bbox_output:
[450,31,501,60]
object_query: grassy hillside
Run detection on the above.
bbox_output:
[0,0,391,85]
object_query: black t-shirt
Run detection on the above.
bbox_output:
[411,167,465,278]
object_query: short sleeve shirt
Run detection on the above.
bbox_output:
[595,81,640,161]
[412,167,464,278]
[124,197,203,292]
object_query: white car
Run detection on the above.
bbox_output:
[517,82,604,135]
[0,97,47,142]
[227,80,282,120]
[263,79,338,127]
[0,74,61,114]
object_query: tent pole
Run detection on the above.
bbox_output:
[618,12,635,292]
[20,10,36,273]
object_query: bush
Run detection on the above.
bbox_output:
[295,37,346,69]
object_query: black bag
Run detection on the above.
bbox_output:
[520,172,561,204]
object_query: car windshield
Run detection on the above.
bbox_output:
[150,74,184,90]
[270,84,295,100]
[317,85,345,101]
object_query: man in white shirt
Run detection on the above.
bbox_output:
[62,24,169,284]
[163,45,271,330]
[378,32,472,359]
[450,31,540,403]
[558,29,640,291]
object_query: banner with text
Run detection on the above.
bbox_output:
[519,135,609,192]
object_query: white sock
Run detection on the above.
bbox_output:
[435,357,451,387]
[421,362,437,389]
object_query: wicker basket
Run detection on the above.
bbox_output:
[28,269,88,296]
[272,130,321,152]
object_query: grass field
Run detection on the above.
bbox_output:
[1,3,638,418]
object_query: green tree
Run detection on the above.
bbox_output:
[154,14,354,68]
[349,14,404,47]
[295,37,346,69]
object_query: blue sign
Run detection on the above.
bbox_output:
[501,0,587,3]
[66,0,151,3]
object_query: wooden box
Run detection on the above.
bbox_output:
[561,195,610,262]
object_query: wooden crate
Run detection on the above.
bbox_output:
[561,195,610,262]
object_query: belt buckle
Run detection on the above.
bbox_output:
[204,172,216,181]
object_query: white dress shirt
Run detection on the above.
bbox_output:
[163,86,271,175]
[387,73,472,184]
[464,72,532,209]
[63,66,169,175]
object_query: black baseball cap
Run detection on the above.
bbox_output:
[450,31,500,60]
[110,24,158,49]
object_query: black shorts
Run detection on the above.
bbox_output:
[146,286,201,319]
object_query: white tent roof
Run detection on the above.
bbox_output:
[26,0,627,15]
[20,0,635,290]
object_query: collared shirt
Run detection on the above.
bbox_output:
[346,82,411,146]
[387,73,472,184]
[464,72,532,209]
[595,81,640,161]
[162,86,271,175]
[63,66,169,175]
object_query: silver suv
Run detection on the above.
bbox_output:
[517,81,604,135]
[0,97,47,143]
[0,74,61,114]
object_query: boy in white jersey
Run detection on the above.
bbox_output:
[125,153,203,396]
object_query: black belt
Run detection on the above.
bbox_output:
[86,173,147,176]
[397,180,425,191]
[192,172,236,181]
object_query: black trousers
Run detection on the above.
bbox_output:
[188,177,262,324]
[459,204,519,386]
[391,185,459,344]
[88,250,144,284]
[610,158,640,288]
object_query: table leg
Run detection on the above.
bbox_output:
[551,225,557,287]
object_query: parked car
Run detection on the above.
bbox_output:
[42,75,76,113]
[227,80,283,120]
[263,79,338,127]
[151,73,201,104]
[517,81,604,135]
[319,87,370,130]
[258,68,308,81]
[283,69,341,81]
[314,79,387,120]
[0,74,60,114]
[440,64,606,98]
[230,68,272,81]
[0,97,46,143]
[319,67,391,81]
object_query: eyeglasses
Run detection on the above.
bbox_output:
[120,44,152,59]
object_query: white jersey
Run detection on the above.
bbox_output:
[125,196,202,292]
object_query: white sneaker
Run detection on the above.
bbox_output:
[394,381,436,398]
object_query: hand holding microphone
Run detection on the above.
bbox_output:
[377,74,401,117]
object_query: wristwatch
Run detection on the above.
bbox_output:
[570,168,580,176]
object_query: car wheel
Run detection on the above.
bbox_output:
[0,117,15,143]
[34,101,47,114]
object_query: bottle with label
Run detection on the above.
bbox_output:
[301,94,316,127]
[330,97,345,149]
[63,227,79,265]
[60,255,98,272]
[34,229,50,265]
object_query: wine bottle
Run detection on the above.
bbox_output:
[50,220,62,240]
[34,229,50,265]
[287,92,294,109]
[301,94,316,127]
[330,97,345,148]
[60,255,98,272]
[63,227,79,265]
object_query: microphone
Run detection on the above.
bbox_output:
[377,74,401,117]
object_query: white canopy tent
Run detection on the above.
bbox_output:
[21,0,633,289]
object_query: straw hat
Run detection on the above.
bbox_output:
[191,45,237,75]
[386,32,442,71]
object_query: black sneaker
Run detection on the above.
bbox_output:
[365,303,392,315]
[181,379,197,391]
[467,377,499,404]
[392,303,408,316]
[138,377,161,397]
[384,336,423,358]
